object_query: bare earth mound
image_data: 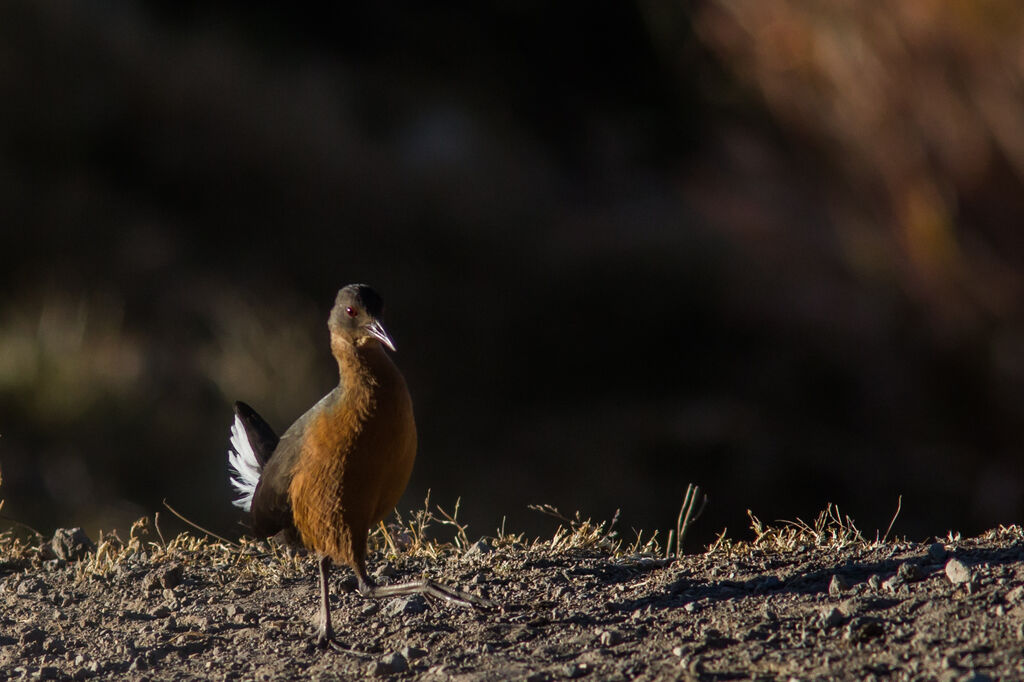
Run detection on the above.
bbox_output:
[1,511,1022,680]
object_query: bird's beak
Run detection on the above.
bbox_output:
[366,319,396,351]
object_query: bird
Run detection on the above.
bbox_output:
[227,284,490,650]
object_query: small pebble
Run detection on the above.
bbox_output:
[388,595,427,616]
[400,645,427,660]
[962,674,993,682]
[828,574,848,597]
[49,528,96,562]
[882,576,903,593]
[368,653,408,676]
[565,662,589,679]
[820,607,844,628]
[945,558,972,585]
[19,628,45,644]
[897,563,921,582]
[373,564,396,578]
[599,629,623,646]
[464,539,494,558]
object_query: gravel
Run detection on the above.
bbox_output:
[0,525,1022,679]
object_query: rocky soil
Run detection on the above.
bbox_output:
[1,516,1023,681]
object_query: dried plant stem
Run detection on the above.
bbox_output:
[675,483,708,558]
[162,499,237,546]
[882,494,902,544]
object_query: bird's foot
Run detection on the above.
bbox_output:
[419,579,496,609]
[316,627,372,657]
[363,578,496,610]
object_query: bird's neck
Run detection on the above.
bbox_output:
[331,336,391,394]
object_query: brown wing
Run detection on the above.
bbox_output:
[249,390,341,543]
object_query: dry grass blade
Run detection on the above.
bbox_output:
[881,494,902,544]
[674,483,707,558]
[434,498,470,550]
[530,506,622,554]
[162,500,238,547]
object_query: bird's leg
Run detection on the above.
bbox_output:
[354,564,495,609]
[315,556,369,656]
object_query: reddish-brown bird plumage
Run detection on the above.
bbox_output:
[228,284,487,651]
[289,339,416,571]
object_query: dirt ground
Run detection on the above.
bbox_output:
[1,513,1022,681]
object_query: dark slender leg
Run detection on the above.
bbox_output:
[315,556,333,647]
[315,556,369,656]
[353,564,495,609]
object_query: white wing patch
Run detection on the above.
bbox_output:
[228,414,262,512]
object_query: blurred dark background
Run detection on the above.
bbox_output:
[2,0,1024,547]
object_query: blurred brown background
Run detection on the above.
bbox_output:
[2,0,1023,546]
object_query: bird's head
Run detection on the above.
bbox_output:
[328,284,396,351]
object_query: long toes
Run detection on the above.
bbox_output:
[326,640,372,658]
[425,582,495,609]
[316,632,371,657]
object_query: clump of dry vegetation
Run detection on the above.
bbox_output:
[0,489,911,581]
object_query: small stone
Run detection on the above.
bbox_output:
[897,563,921,582]
[157,562,184,589]
[819,607,844,628]
[867,575,881,591]
[368,653,408,676]
[464,539,494,558]
[1006,585,1024,604]
[882,576,903,593]
[373,564,396,578]
[399,646,427,660]
[360,602,380,617]
[845,617,884,644]
[224,604,241,618]
[42,637,65,654]
[828,574,848,597]
[16,578,44,596]
[388,595,427,616]
[19,627,45,645]
[565,662,589,679]
[599,629,623,647]
[927,543,947,561]
[945,558,972,585]
[684,602,698,613]
[50,528,96,562]
[962,674,993,682]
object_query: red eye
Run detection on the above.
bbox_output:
[345,306,358,318]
